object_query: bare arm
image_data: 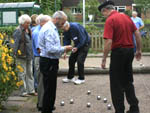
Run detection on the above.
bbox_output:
[101,39,112,69]
[134,29,142,61]
[139,25,144,31]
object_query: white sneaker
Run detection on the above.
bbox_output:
[74,79,85,85]
[62,78,76,83]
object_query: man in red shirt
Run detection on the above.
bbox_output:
[98,1,142,113]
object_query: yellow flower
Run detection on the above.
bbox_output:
[9,67,12,71]
[6,76,10,81]
[17,50,21,55]
[17,65,24,72]
[10,39,14,44]
[0,33,4,39]
[16,80,23,87]
[3,33,6,37]
[0,40,3,45]
[2,63,8,71]
[9,48,13,53]
[11,71,15,76]
[7,56,13,65]
[3,78,6,83]
[20,80,24,85]
[16,82,20,87]
[4,47,8,53]
[14,76,17,80]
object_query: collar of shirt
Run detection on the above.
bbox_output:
[108,10,118,17]
[48,21,58,32]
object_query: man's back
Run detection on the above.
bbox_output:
[104,11,137,49]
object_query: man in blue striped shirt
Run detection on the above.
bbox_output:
[38,11,72,113]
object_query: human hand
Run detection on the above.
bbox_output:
[135,50,142,61]
[37,48,41,54]
[72,47,78,53]
[63,52,67,60]
[101,58,106,69]
[64,45,73,52]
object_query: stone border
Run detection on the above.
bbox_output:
[58,66,150,76]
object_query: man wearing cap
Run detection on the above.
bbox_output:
[62,21,91,85]
[98,1,142,113]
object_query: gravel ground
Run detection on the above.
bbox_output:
[1,74,150,113]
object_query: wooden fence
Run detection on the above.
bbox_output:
[60,31,150,52]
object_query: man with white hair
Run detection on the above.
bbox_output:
[62,21,91,85]
[13,14,36,97]
[31,14,51,111]
[131,11,144,52]
[38,11,72,113]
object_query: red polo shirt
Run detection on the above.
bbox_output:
[103,10,137,49]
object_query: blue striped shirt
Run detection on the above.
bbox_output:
[38,21,65,59]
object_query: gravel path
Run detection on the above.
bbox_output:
[2,74,150,113]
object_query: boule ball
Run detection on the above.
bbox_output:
[107,104,112,110]
[87,102,91,108]
[103,98,107,103]
[87,90,91,95]
[70,99,74,104]
[60,101,65,106]
[97,95,101,100]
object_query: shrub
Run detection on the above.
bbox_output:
[0,33,23,111]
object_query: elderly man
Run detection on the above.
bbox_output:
[98,1,142,113]
[13,14,36,97]
[32,14,51,111]
[38,11,72,113]
[131,11,144,52]
[62,21,91,85]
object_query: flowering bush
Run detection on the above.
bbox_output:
[0,33,23,110]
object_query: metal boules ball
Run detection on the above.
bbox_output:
[87,102,91,108]
[97,96,101,100]
[60,101,65,106]
[107,104,112,110]
[87,90,91,95]
[103,98,107,103]
[70,99,74,104]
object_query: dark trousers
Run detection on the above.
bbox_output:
[40,57,59,113]
[67,45,89,80]
[109,48,139,113]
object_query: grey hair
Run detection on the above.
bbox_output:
[18,14,31,25]
[52,11,67,19]
[63,21,69,27]
[101,5,114,11]
[36,14,51,24]
[132,11,137,15]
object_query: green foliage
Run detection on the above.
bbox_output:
[124,10,132,17]
[0,26,16,39]
[134,0,150,9]
[77,0,101,22]
[40,0,62,13]
[0,0,33,2]
[85,24,100,33]
[63,10,75,22]
[144,19,150,24]
[0,32,23,110]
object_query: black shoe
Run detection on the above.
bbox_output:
[38,106,56,111]
[126,110,140,113]
[38,106,42,111]
[52,106,56,111]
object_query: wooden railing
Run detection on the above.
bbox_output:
[60,31,150,52]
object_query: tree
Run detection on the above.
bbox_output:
[40,0,62,14]
[134,0,150,17]
[77,0,101,22]
[0,0,62,15]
